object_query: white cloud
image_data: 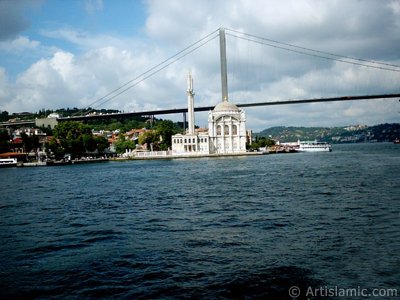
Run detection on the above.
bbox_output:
[40,27,149,53]
[1,0,400,131]
[0,36,40,52]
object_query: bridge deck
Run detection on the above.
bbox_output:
[1,93,398,126]
[57,93,400,122]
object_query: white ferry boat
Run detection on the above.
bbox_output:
[295,140,332,152]
[0,158,18,167]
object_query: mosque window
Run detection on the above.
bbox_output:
[224,125,229,135]
[232,125,238,135]
[217,125,222,135]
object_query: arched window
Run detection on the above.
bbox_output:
[232,125,238,135]
[224,125,229,135]
[217,125,222,136]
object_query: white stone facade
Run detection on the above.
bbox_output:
[171,73,247,156]
[208,102,247,154]
[171,100,247,155]
[171,133,210,154]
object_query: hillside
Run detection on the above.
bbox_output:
[256,123,400,143]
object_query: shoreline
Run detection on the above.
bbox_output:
[117,151,266,160]
[17,158,110,167]
[9,152,268,167]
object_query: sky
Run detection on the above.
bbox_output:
[0,0,399,131]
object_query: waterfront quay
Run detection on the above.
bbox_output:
[18,157,110,167]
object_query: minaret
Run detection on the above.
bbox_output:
[219,27,228,102]
[187,73,195,135]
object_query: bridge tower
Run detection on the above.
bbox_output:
[219,27,228,102]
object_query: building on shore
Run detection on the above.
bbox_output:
[208,98,247,154]
[171,74,247,155]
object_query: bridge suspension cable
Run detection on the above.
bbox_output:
[74,29,219,116]
[73,27,399,116]
[225,28,400,73]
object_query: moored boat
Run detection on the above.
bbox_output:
[295,140,332,152]
[0,158,18,167]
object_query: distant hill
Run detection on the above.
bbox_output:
[256,123,400,143]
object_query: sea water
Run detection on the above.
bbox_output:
[0,143,399,299]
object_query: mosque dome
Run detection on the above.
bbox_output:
[213,101,240,112]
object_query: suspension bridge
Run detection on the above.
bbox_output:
[1,27,399,128]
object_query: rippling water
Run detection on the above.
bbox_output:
[1,143,399,299]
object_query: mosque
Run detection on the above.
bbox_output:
[171,73,247,155]
[171,28,249,156]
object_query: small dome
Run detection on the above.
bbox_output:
[213,101,240,112]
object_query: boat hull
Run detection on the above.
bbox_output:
[0,158,18,168]
[0,163,17,168]
[295,141,332,152]
[296,148,332,152]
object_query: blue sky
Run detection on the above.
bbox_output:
[0,0,399,130]
[1,0,147,77]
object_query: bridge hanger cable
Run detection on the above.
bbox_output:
[225,28,400,69]
[225,28,400,72]
[226,33,400,73]
[74,29,220,116]
[85,32,219,113]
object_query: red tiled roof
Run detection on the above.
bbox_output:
[12,138,23,144]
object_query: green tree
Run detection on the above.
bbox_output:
[45,137,65,159]
[55,121,92,140]
[94,136,109,153]
[156,120,175,150]
[83,134,96,152]
[257,137,275,147]
[31,134,40,153]
[0,111,9,122]
[114,134,135,154]
[138,130,158,146]
[66,134,85,156]
[0,130,10,153]
[247,136,275,151]
[21,132,33,153]
[49,121,109,159]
